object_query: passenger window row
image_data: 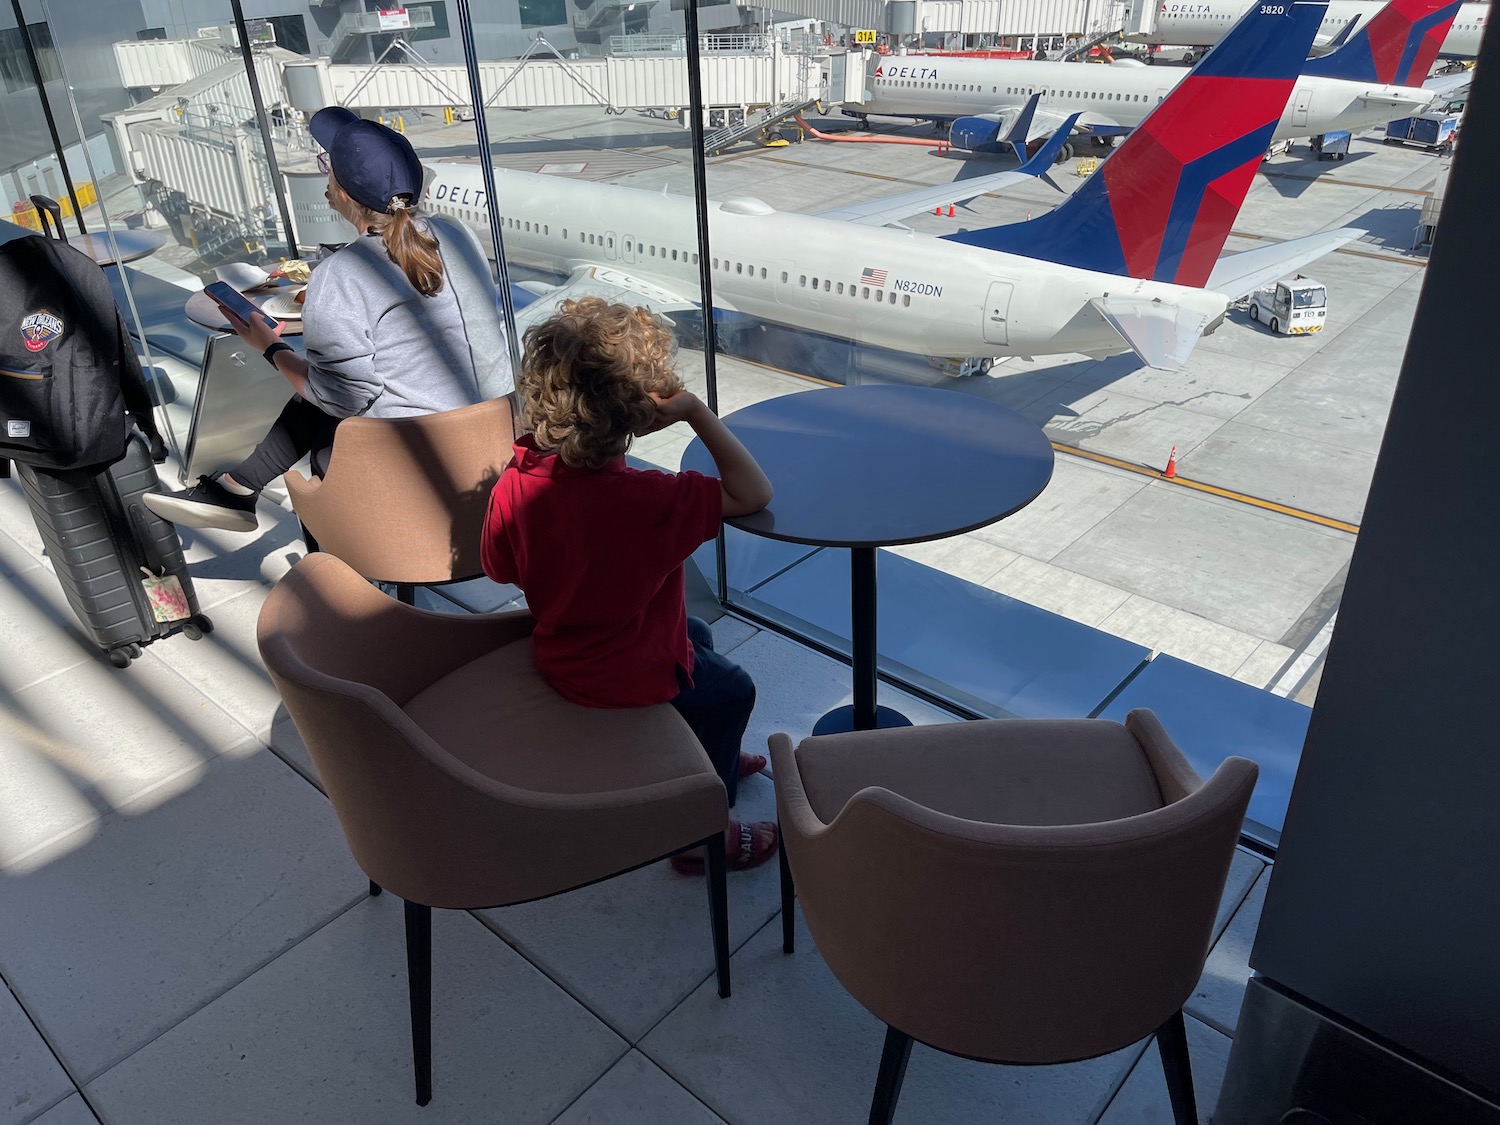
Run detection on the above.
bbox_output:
[1003,87,1158,103]
[789,272,912,307]
[883,75,1164,106]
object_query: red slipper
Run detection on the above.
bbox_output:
[670,821,779,875]
[738,751,767,779]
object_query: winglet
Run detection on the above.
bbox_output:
[1003,93,1043,164]
[1303,0,1461,86]
[1323,14,1363,51]
[1015,113,1082,174]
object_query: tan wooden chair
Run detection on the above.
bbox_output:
[257,553,731,1106]
[770,712,1257,1125]
[284,396,515,604]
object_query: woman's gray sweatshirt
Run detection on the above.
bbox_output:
[299,215,513,419]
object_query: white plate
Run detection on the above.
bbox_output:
[214,262,272,290]
[261,290,307,319]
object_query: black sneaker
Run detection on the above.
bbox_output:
[143,474,259,532]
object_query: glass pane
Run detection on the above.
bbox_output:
[684,0,1429,767]
[442,0,707,484]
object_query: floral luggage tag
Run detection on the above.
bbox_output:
[140,567,190,623]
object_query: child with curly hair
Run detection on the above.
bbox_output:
[481,297,779,873]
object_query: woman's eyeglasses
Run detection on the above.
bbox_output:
[316,151,331,174]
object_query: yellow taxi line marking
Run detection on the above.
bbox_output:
[713,352,841,387]
[1055,444,1360,533]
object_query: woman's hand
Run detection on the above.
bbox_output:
[218,304,283,352]
[635,390,702,437]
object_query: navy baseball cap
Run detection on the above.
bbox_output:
[309,106,424,214]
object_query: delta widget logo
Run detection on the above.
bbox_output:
[20,309,63,352]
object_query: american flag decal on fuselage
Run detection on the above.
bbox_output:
[860,267,888,285]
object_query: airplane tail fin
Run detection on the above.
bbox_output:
[1302,0,1460,86]
[942,0,1326,290]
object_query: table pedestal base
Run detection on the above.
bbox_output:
[812,705,914,736]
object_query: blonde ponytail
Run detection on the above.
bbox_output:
[366,197,445,297]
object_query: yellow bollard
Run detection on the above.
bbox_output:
[395,115,405,134]
[444,106,454,125]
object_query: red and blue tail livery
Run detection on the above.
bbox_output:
[942,0,1327,290]
[1302,0,1461,87]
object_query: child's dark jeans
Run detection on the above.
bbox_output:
[671,616,756,807]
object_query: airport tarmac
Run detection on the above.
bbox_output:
[359,106,1452,702]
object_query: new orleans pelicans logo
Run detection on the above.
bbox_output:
[20,309,63,352]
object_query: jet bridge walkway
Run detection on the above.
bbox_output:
[320,35,827,116]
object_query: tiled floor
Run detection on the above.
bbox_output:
[0,473,1268,1125]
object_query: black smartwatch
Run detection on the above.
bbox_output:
[263,341,294,366]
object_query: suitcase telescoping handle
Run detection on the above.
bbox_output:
[128,502,170,577]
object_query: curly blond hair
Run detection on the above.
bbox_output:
[519,297,684,469]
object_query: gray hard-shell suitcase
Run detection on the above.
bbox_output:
[15,428,212,667]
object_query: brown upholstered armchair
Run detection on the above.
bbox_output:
[258,553,731,1106]
[284,396,515,604]
[770,711,1257,1125]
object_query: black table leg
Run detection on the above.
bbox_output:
[813,546,912,735]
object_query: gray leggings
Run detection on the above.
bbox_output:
[230,396,342,492]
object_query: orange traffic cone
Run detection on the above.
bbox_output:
[947,204,955,217]
[1163,445,1178,479]
[934,206,942,215]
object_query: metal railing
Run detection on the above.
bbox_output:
[702,96,817,154]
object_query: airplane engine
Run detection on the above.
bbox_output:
[950,115,1007,154]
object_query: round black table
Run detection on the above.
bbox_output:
[682,385,1055,733]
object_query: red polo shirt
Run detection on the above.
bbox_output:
[481,435,723,708]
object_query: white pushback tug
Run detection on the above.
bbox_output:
[1248,277,1328,335]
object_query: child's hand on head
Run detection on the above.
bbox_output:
[634,390,699,436]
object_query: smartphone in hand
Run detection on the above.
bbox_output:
[203,281,279,331]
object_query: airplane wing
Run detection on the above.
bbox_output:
[1205,227,1365,302]
[1423,71,1471,100]
[511,264,719,334]
[1090,295,1216,372]
[814,112,1080,227]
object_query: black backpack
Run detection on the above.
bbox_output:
[0,234,164,472]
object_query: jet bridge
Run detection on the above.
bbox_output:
[318,36,825,115]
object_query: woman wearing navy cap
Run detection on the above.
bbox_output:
[146,107,512,532]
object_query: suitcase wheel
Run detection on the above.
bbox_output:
[182,614,214,641]
[108,643,142,669]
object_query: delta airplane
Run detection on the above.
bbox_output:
[856,0,1453,156]
[1134,0,1486,59]
[422,0,1359,374]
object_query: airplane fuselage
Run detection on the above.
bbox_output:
[422,163,1228,363]
[1131,0,1485,58]
[859,56,1431,140]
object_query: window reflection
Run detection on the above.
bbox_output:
[0,21,59,91]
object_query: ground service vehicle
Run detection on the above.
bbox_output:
[1312,130,1351,159]
[1249,278,1328,335]
[1384,113,1460,151]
